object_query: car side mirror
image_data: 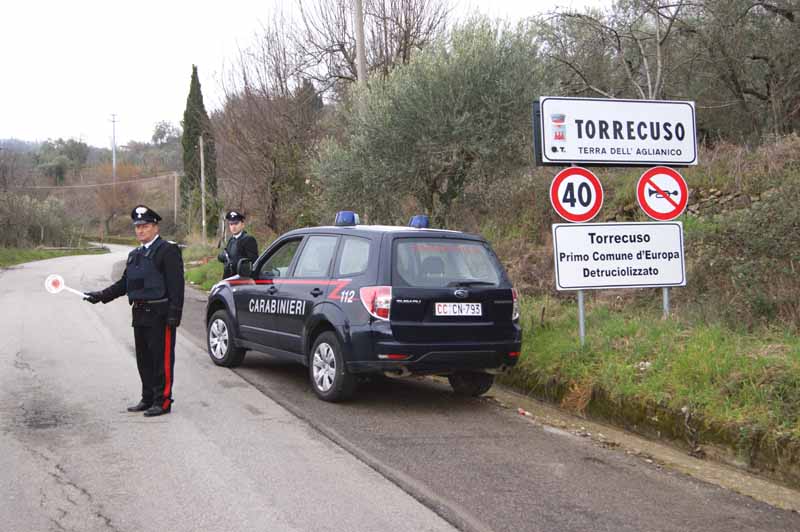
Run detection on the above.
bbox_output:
[237,259,253,278]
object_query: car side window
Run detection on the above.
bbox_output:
[335,236,371,277]
[293,236,339,278]
[258,238,301,279]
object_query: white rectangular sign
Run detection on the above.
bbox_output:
[552,222,686,290]
[539,97,697,166]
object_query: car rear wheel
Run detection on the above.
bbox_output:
[207,310,246,367]
[448,372,494,397]
[309,331,356,402]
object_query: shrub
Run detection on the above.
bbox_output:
[685,181,800,329]
[0,192,79,247]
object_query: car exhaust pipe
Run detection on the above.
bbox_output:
[383,367,412,378]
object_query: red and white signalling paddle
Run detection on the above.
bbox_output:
[44,274,87,298]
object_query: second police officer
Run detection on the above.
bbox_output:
[218,210,258,279]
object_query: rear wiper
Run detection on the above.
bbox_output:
[447,280,496,287]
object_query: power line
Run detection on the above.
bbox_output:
[11,172,178,190]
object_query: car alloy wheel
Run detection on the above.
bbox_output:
[308,331,356,401]
[312,342,336,392]
[206,310,246,367]
[208,318,229,360]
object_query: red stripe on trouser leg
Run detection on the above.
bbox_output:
[163,325,172,409]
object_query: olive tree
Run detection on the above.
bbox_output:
[316,18,547,226]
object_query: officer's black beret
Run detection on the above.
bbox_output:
[225,210,245,222]
[131,205,162,225]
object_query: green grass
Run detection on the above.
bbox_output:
[503,296,800,441]
[183,243,224,291]
[182,243,218,263]
[0,246,109,268]
[182,239,273,291]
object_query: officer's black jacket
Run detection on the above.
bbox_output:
[219,231,258,278]
[98,236,185,323]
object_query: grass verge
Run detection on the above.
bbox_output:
[0,246,109,268]
[500,295,800,487]
[185,256,224,291]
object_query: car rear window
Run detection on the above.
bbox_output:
[393,238,502,288]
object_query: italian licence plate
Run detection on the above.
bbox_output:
[435,302,482,316]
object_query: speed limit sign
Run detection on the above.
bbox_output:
[549,166,604,222]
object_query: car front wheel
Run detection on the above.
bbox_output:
[309,331,356,402]
[207,310,246,367]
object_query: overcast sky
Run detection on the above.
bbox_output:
[0,0,608,148]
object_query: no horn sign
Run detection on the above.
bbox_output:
[549,166,604,223]
[637,166,688,221]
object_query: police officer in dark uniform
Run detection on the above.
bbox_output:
[84,205,184,417]
[218,210,258,279]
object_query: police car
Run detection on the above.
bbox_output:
[205,212,522,401]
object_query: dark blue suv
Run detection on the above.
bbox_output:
[205,212,522,401]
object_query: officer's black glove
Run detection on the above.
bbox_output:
[84,291,102,304]
[167,307,181,328]
[217,251,228,263]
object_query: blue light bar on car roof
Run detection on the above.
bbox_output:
[334,211,359,226]
[408,215,429,228]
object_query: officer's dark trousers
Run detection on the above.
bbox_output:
[133,320,176,410]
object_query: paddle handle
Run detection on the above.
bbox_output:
[65,286,88,298]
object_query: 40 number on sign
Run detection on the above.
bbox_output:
[561,181,593,209]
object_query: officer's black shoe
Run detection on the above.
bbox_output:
[143,404,171,417]
[127,401,152,412]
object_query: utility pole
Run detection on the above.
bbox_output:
[173,172,178,225]
[199,135,206,244]
[110,114,118,206]
[355,0,367,86]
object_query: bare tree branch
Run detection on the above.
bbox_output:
[549,55,615,98]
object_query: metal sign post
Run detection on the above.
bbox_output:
[578,290,586,346]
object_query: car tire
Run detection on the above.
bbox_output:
[309,331,356,402]
[207,310,246,367]
[448,372,494,397]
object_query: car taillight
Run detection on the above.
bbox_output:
[360,286,392,320]
[378,353,410,360]
[512,288,520,321]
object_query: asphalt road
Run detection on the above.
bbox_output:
[0,246,455,532]
[2,246,799,532]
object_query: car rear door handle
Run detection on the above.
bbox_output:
[310,287,324,297]
[267,286,278,295]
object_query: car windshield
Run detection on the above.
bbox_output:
[393,238,502,288]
